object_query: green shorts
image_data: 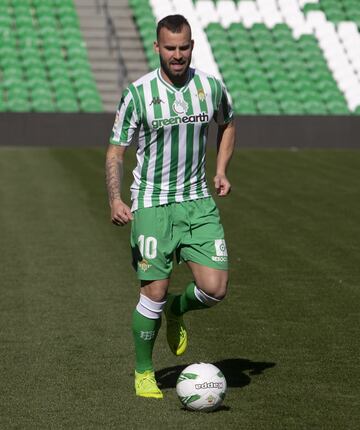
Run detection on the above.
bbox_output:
[130,197,228,280]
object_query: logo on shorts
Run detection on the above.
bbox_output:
[212,239,228,262]
[139,259,152,271]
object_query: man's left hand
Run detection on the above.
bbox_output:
[214,174,231,196]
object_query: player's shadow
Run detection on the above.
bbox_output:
[156,358,276,389]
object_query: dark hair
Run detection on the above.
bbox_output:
[156,14,191,39]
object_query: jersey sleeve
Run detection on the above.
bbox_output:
[109,88,139,146]
[213,80,233,126]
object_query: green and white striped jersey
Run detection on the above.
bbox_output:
[110,67,233,211]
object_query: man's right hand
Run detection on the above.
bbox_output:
[110,199,133,226]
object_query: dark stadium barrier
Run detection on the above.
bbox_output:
[0,113,359,148]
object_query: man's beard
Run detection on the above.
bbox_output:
[159,55,191,84]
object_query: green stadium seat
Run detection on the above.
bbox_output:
[293,79,316,93]
[79,98,103,113]
[8,83,28,99]
[271,79,292,93]
[56,97,79,113]
[32,98,55,112]
[315,80,339,92]
[228,23,249,41]
[221,68,242,82]
[36,5,55,17]
[60,15,79,28]
[7,98,31,112]
[47,66,68,81]
[45,56,66,69]
[253,38,274,51]
[38,15,57,28]
[3,66,23,81]
[252,89,274,102]
[249,78,271,93]
[237,56,260,70]
[297,88,322,102]
[261,58,281,73]
[61,27,82,41]
[52,74,72,87]
[257,100,281,114]
[226,80,248,94]
[266,69,288,82]
[275,89,300,103]
[73,78,97,93]
[15,16,33,30]
[303,3,321,14]
[77,85,101,99]
[251,24,270,39]
[148,57,158,70]
[234,98,257,114]
[26,77,48,90]
[31,85,52,100]
[55,88,76,102]
[1,55,20,69]
[320,90,340,103]
[0,15,12,28]
[26,66,47,80]
[327,100,349,114]
[280,100,305,114]
[58,4,77,17]
[303,100,328,114]
[272,24,292,40]
[67,44,88,59]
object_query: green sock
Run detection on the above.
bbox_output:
[132,309,161,373]
[171,282,209,316]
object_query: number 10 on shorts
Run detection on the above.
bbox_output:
[138,235,158,259]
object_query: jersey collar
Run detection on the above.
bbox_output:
[157,68,194,94]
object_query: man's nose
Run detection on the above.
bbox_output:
[174,48,182,59]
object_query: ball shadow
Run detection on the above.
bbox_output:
[155,357,276,390]
[179,404,231,413]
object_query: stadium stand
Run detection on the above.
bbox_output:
[1,0,360,115]
[129,0,360,115]
[0,0,103,112]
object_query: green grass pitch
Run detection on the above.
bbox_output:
[0,147,359,429]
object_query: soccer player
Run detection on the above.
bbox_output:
[105,14,235,399]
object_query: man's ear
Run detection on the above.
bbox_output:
[154,40,159,54]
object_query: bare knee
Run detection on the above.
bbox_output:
[196,273,228,301]
[140,279,169,302]
[188,262,228,300]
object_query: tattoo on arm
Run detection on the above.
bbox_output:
[106,155,123,203]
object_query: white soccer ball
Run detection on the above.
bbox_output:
[176,362,227,412]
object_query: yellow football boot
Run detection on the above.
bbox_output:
[164,294,188,356]
[135,370,163,399]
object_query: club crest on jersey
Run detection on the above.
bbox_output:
[197,88,206,102]
[172,98,189,115]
